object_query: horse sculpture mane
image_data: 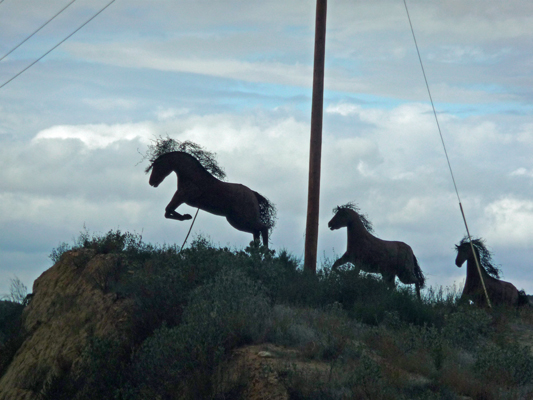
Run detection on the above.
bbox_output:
[455,236,501,278]
[144,136,226,179]
[333,202,374,233]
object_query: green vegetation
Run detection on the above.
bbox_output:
[4,229,533,399]
[0,277,28,377]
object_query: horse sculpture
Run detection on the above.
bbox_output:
[145,137,276,248]
[455,236,527,307]
[328,202,425,299]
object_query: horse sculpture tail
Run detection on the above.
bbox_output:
[413,255,425,288]
[253,191,277,233]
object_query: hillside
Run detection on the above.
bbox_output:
[1,230,533,399]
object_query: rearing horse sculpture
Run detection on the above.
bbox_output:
[328,202,425,299]
[145,138,276,247]
[455,236,527,307]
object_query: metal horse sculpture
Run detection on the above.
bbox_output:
[455,236,527,307]
[145,138,276,247]
[328,203,425,299]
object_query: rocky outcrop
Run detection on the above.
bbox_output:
[0,250,134,400]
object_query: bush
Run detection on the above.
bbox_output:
[130,267,271,398]
[33,230,533,399]
[0,300,25,378]
[1,277,28,304]
[475,342,533,387]
[301,264,441,328]
[267,303,361,361]
[49,228,147,263]
[0,301,23,346]
[442,306,493,349]
[75,337,130,400]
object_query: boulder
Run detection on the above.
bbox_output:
[0,250,134,400]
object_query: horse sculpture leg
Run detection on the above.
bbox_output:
[260,227,269,249]
[332,252,352,270]
[253,231,261,245]
[250,228,269,249]
[164,190,193,221]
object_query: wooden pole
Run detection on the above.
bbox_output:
[304,0,327,274]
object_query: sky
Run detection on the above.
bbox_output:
[1,0,533,296]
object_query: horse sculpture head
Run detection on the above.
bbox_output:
[328,208,351,230]
[148,154,174,188]
[454,236,501,278]
[328,202,374,233]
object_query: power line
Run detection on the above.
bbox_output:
[0,0,116,90]
[0,0,78,63]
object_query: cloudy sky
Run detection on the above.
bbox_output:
[1,0,532,296]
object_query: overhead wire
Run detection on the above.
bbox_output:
[0,0,78,63]
[0,0,116,90]
[402,0,492,307]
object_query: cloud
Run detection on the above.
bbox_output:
[482,197,533,247]
[2,100,533,294]
[62,42,313,89]
[32,123,155,149]
[2,0,533,295]
[511,168,533,178]
[81,98,139,111]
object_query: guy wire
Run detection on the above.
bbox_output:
[402,0,492,307]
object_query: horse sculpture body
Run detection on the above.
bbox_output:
[455,237,527,307]
[146,142,275,248]
[328,203,425,299]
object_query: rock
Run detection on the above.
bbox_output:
[221,344,290,400]
[0,250,134,400]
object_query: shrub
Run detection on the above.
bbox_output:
[1,277,28,304]
[267,303,361,361]
[474,342,533,387]
[49,242,72,264]
[130,267,272,398]
[49,227,146,263]
[0,301,23,346]
[311,265,440,327]
[34,230,533,399]
[442,306,493,349]
[0,300,25,378]
[75,337,130,400]
[280,351,396,400]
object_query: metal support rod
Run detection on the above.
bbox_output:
[304,0,328,274]
[403,0,491,308]
[180,208,200,252]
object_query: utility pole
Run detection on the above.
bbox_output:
[304,0,327,274]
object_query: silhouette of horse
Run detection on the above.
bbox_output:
[455,236,527,307]
[328,202,425,299]
[145,138,276,247]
